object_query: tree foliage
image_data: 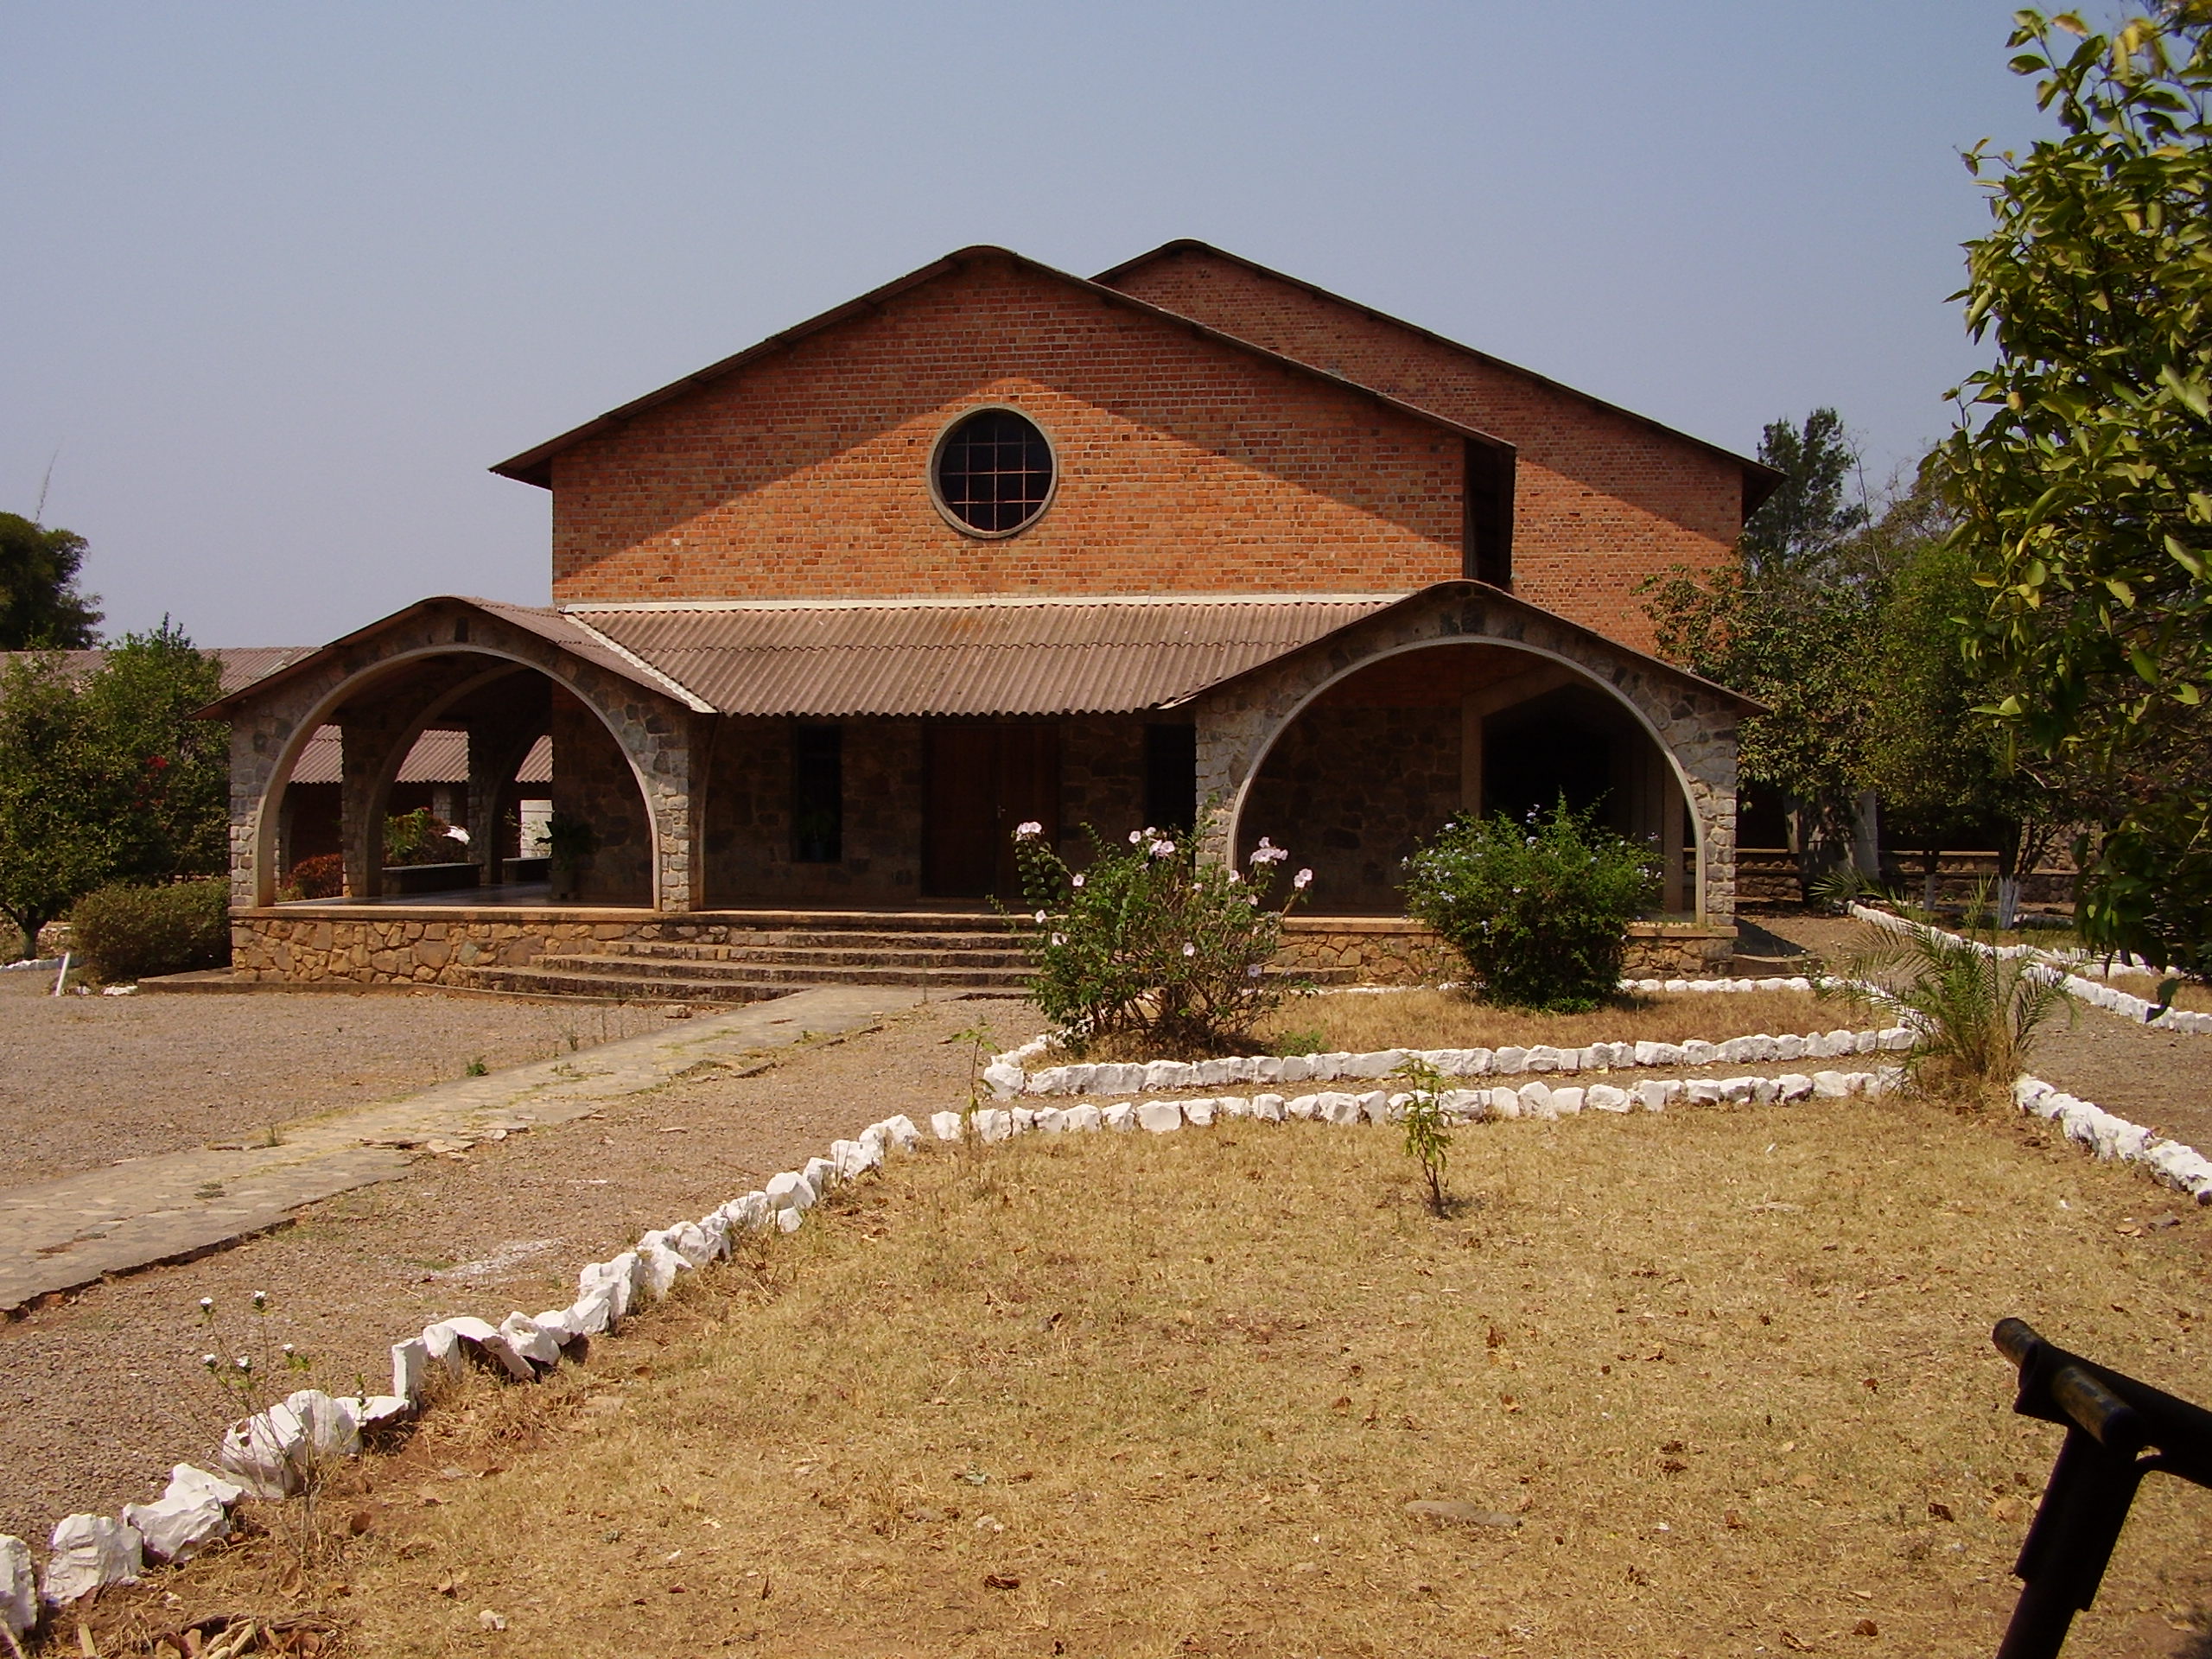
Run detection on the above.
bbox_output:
[1944,6,2212,976]
[0,512,102,649]
[1645,410,1882,879]
[1738,408,1871,584]
[0,623,226,957]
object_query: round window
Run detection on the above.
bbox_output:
[931,408,1055,537]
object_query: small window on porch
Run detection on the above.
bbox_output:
[792,724,842,862]
[1144,723,1196,834]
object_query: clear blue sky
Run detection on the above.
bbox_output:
[3,2,2059,645]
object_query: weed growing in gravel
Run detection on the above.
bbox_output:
[465,1056,488,1077]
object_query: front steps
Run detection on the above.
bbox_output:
[449,912,1035,1002]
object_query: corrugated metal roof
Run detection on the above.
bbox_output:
[0,645,316,696]
[570,596,1401,717]
[287,728,552,787]
[199,598,701,715]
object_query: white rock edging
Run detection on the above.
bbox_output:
[1,1110,929,1627]
[2014,1077,2212,1204]
[991,1014,1916,1100]
[1850,904,2211,1035]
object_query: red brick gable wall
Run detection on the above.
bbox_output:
[1101,247,1746,651]
[549,255,1470,605]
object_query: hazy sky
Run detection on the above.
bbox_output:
[5,2,2058,645]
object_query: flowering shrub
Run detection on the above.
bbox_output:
[1014,821,1313,1053]
[1402,800,1658,1013]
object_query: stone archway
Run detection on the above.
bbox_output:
[222,600,703,911]
[1189,584,1742,923]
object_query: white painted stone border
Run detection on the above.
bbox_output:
[1,1111,928,1630]
[986,995,1917,1103]
[1849,904,2212,1035]
[2014,1077,2212,1204]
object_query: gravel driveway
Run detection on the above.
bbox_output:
[0,976,668,1186]
[0,994,1024,1543]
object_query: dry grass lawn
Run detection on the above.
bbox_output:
[1247,986,1853,1056]
[105,1096,2212,1659]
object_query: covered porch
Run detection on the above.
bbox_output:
[210,585,1751,991]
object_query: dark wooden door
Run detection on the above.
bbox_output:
[923,723,1060,899]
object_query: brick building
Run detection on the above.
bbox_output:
[210,242,1770,992]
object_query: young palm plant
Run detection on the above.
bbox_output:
[1838,887,2073,1100]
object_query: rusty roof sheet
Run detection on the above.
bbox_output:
[287,728,551,787]
[568,596,1401,717]
[1,645,317,696]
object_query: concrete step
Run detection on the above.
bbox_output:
[607,931,1029,957]
[533,953,1031,990]
[447,964,795,1004]
[594,940,1035,969]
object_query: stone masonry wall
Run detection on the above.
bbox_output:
[1192,585,1739,924]
[1237,706,1461,913]
[1279,918,1735,985]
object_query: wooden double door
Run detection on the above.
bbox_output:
[923,722,1061,899]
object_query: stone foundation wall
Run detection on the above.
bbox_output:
[1278,918,1735,985]
[1239,707,1462,913]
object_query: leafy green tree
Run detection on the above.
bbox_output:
[1869,520,2072,921]
[0,512,102,648]
[1738,408,1870,583]
[1646,410,1881,894]
[86,621,228,882]
[0,624,227,957]
[1944,6,2212,976]
[0,654,113,955]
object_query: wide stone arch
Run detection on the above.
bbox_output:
[226,601,697,909]
[1190,585,1740,922]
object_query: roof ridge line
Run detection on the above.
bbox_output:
[562,613,717,712]
[560,593,1409,614]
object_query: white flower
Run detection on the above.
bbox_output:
[1294,868,1313,890]
[282,1343,296,1357]
[1035,910,1048,924]
[1247,963,1263,978]
[200,1353,218,1369]
[235,1356,252,1373]
[1150,839,1176,857]
[1071,873,1085,888]
[1014,820,1043,841]
[1129,830,1143,844]
[198,1297,213,1313]
[1051,933,1065,947]
[1182,942,1197,957]
[251,1290,268,1309]
[446,825,471,845]
[1226,868,1241,882]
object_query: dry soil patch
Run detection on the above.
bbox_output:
[96,1095,2212,1658]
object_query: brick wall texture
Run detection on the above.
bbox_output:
[545,248,1746,657]
[552,254,1471,607]
[1099,247,1746,652]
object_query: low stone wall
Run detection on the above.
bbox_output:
[234,908,1737,989]
[233,908,671,987]
[1278,918,1734,985]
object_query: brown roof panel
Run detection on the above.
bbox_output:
[286,728,552,787]
[569,596,1401,717]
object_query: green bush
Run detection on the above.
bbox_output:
[69,878,231,982]
[1014,821,1311,1054]
[383,808,470,867]
[1402,800,1658,1013]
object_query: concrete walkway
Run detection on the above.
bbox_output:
[0,986,920,1313]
